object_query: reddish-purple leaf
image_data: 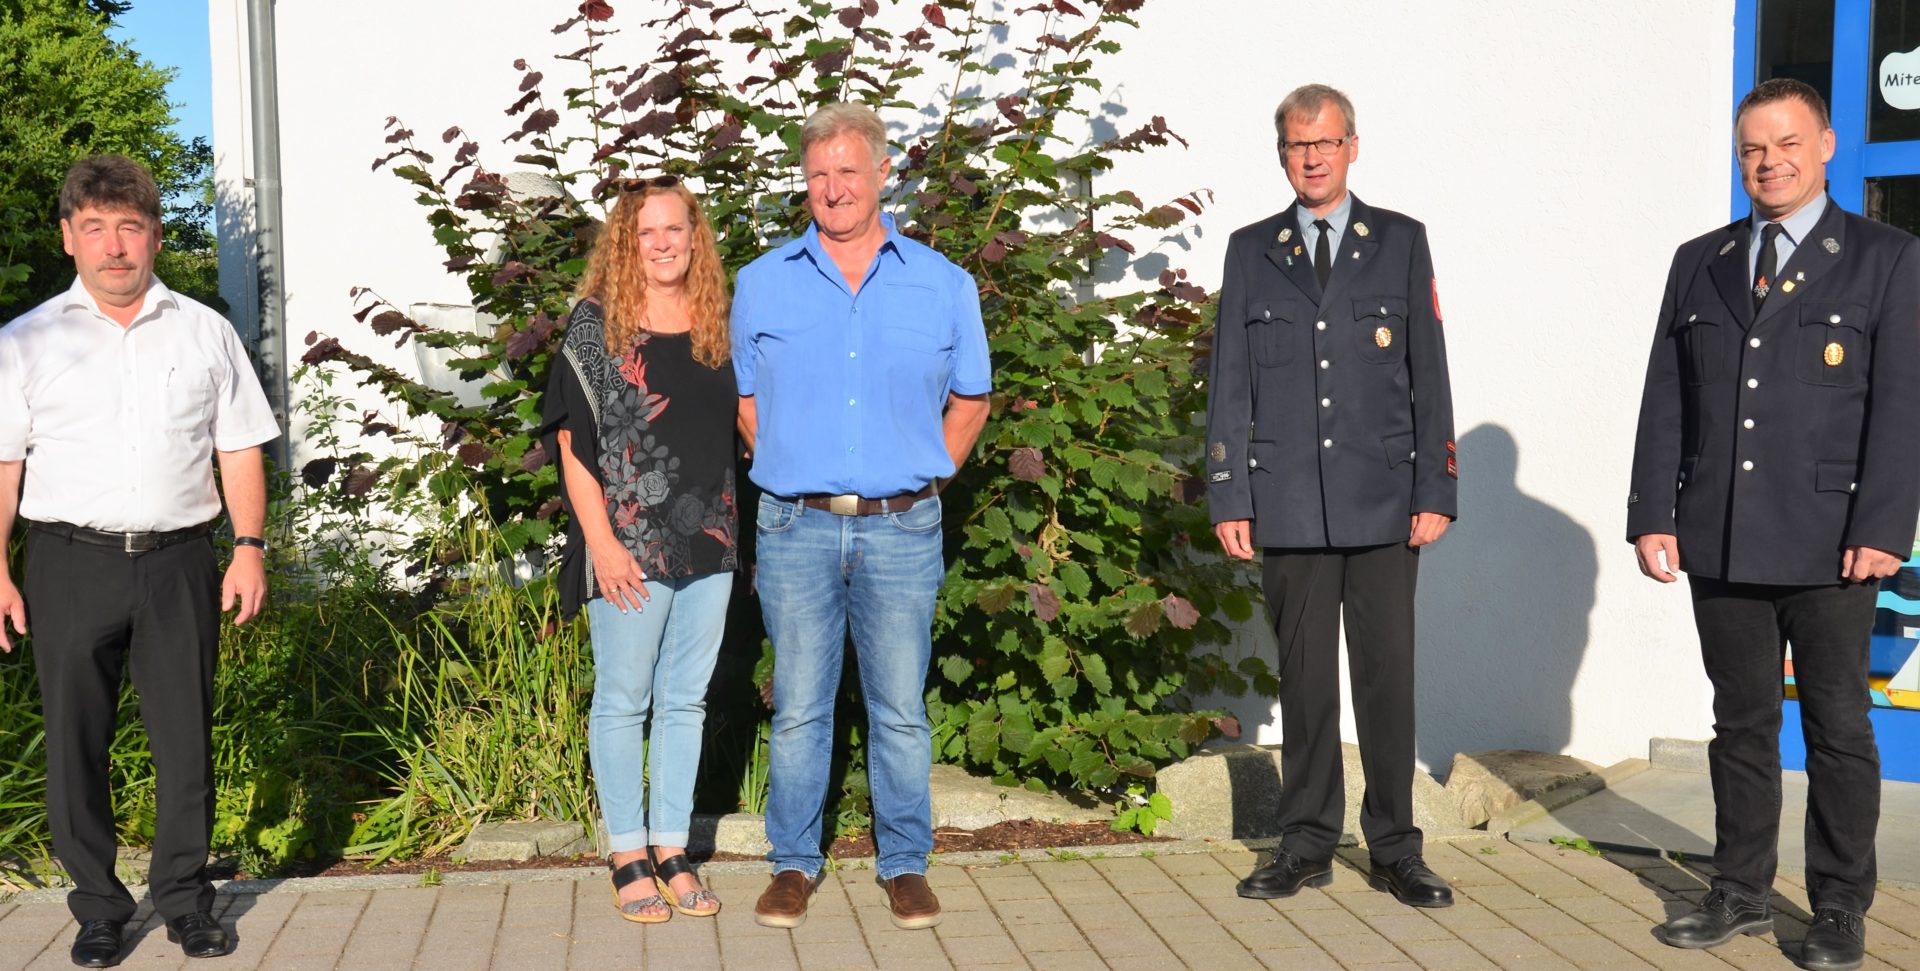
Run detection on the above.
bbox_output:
[922,3,946,27]
[505,89,539,117]
[513,58,528,70]
[518,71,544,92]
[303,330,318,345]
[1162,594,1200,630]
[579,0,614,22]
[300,337,341,365]
[536,498,563,520]
[457,442,492,467]
[504,327,542,360]
[342,465,379,497]
[1211,715,1242,739]
[981,240,1007,263]
[861,0,878,13]
[519,441,549,473]
[1008,446,1045,482]
[520,108,560,135]
[300,457,337,489]
[1054,0,1083,15]
[440,125,462,143]
[837,7,864,28]
[368,310,415,336]
[1028,583,1062,623]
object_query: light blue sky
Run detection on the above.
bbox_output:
[110,2,214,149]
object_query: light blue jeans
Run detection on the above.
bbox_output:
[586,571,732,852]
[756,493,944,880]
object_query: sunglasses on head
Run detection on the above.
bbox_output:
[622,175,681,191]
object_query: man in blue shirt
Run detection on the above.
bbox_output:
[733,102,991,931]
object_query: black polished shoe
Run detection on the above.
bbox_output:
[1368,854,1454,908]
[1799,908,1866,971]
[164,912,230,960]
[1660,887,1772,949]
[1235,847,1333,899]
[69,919,123,968]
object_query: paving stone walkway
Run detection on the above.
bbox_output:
[3,838,1919,970]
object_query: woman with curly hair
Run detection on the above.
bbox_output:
[541,176,737,922]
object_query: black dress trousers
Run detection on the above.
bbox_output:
[1262,542,1422,863]
[1688,576,1880,914]
[26,529,221,923]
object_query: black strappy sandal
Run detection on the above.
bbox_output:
[650,848,721,917]
[609,856,671,924]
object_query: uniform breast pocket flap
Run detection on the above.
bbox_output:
[1795,302,1868,388]
[1248,301,1296,368]
[1353,297,1408,364]
[873,283,948,354]
[1672,308,1724,386]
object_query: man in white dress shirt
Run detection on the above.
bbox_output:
[0,155,280,967]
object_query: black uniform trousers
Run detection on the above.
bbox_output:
[1689,576,1880,915]
[1263,542,1421,863]
[26,529,221,923]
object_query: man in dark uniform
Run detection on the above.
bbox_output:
[1206,83,1458,909]
[1629,78,1920,971]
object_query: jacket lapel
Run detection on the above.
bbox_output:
[1707,218,1755,330]
[1319,194,1379,311]
[1262,204,1323,305]
[1753,199,1845,330]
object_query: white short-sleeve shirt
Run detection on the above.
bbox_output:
[0,275,281,532]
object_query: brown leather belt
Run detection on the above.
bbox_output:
[28,520,212,554]
[794,483,938,516]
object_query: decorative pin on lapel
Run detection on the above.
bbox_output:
[1719,239,1738,256]
[1293,245,1302,256]
[1796,271,1805,280]
[1354,222,1369,237]
[1782,280,1796,293]
[1277,227,1293,244]
[1825,342,1845,366]
[1351,250,1360,259]
[1209,442,1226,462]
[1823,237,1840,254]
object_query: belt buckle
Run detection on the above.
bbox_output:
[828,494,861,516]
[124,532,156,554]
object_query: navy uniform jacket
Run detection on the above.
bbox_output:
[1205,195,1458,548]
[1627,199,1920,585]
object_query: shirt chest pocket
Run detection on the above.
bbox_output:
[1671,307,1725,386]
[869,283,950,354]
[1795,301,1868,388]
[1352,297,1408,364]
[1247,300,1300,368]
[155,364,217,434]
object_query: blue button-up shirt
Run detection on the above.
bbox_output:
[1747,193,1828,283]
[1297,191,1353,269]
[731,213,992,497]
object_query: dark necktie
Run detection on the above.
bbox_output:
[1313,219,1332,291]
[1752,222,1784,311]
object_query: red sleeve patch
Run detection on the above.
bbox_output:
[1431,276,1444,322]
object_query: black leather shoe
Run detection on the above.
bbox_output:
[1660,887,1772,948]
[1235,847,1333,899]
[1368,854,1454,908]
[164,912,230,960]
[1799,908,1866,971]
[69,919,123,968]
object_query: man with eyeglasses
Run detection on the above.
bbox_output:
[1205,83,1458,909]
[1628,77,1920,970]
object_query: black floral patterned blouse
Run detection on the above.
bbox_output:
[541,300,738,617]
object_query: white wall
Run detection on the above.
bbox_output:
[211,0,1737,772]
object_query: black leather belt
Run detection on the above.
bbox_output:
[28,520,212,554]
[793,483,939,516]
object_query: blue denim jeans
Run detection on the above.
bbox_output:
[756,493,943,880]
[586,570,732,852]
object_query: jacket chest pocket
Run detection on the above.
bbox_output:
[1248,301,1299,368]
[1795,302,1868,388]
[1672,308,1724,386]
[1352,297,1407,365]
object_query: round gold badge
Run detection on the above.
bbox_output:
[1374,326,1392,349]
[1824,341,1845,367]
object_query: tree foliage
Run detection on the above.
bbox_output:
[301,0,1272,803]
[0,0,220,318]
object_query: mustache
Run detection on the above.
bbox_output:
[96,260,138,271]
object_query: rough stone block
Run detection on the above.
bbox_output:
[454,820,589,862]
[929,764,1109,830]
[1156,742,1467,844]
[1649,737,1710,774]
[1443,749,1601,828]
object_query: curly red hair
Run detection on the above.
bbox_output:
[576,182,729,367]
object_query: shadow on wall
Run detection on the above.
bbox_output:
[1415,423,1599,776]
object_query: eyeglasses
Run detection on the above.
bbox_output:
[1280,136,1350,158]
[622,175,681,191]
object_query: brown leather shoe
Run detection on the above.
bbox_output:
[882,873,942,929]
[753,870,818,928]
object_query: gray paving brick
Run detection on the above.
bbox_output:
[940,931,1028,967]
[1172,940,1264,970]
[1393,938,1502,970]
[1251,946,1344,971]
